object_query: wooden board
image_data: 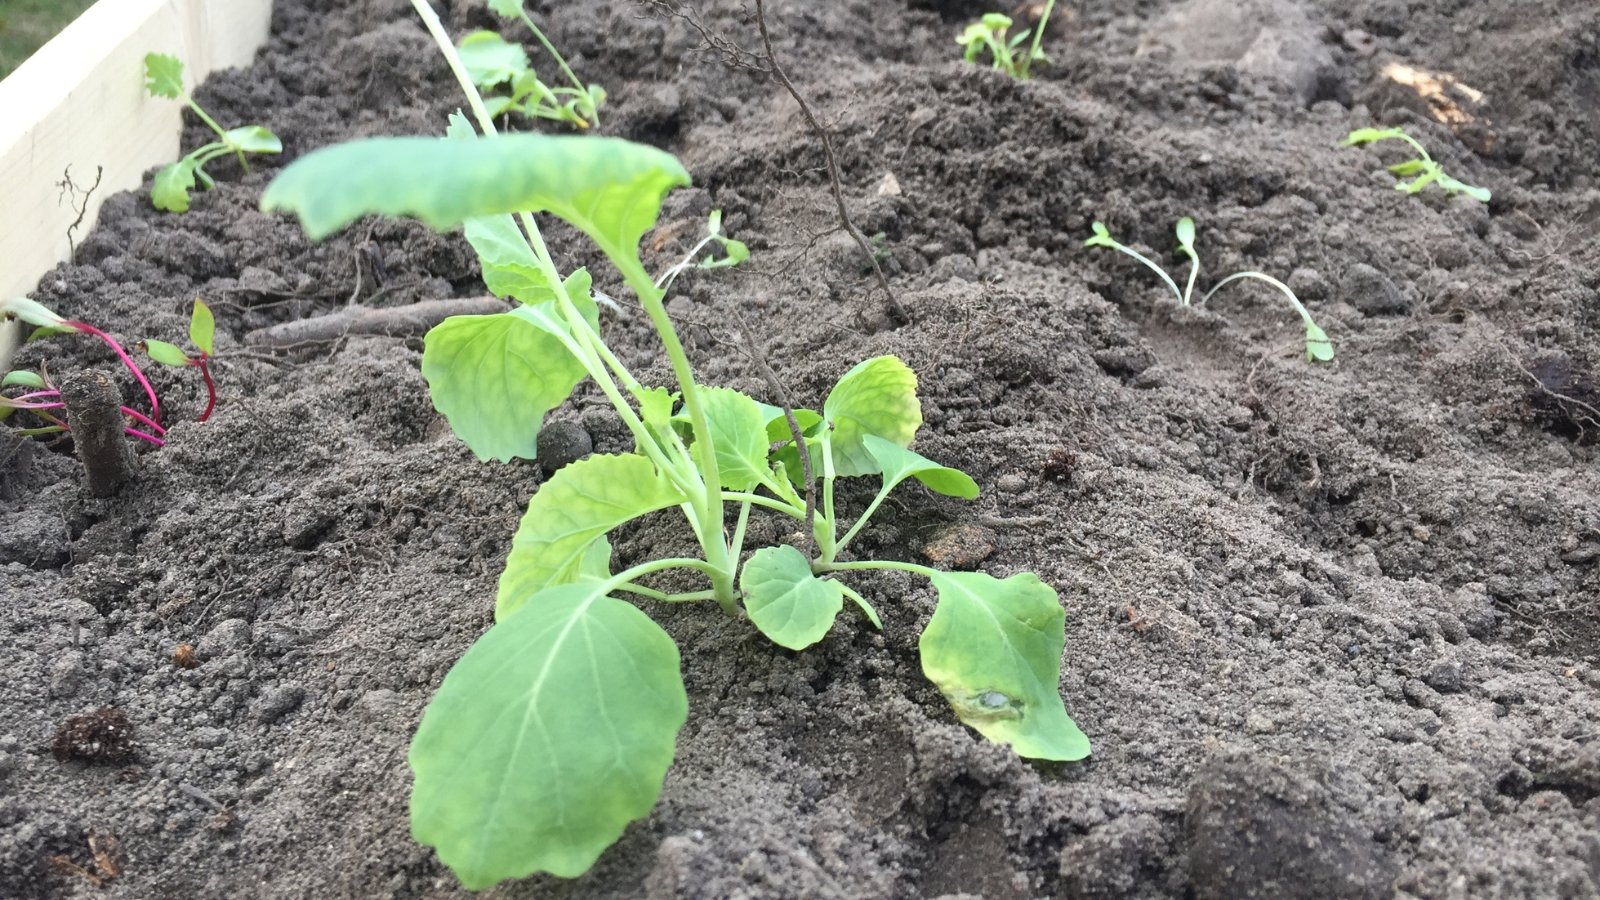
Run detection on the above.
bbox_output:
[0,0,274,301]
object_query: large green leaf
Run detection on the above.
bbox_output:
[410,581,687,888]
[862,434,979,499]
[694,387,771,491]
[259,133,692,268]
[152,160,200,213]
[919,571,1090,761]
[421,306,587,463]
[444,112,558,304]
[498,454,688,619]
[143,52,184,99]
[740,545,844,650]
[823,356,922,477]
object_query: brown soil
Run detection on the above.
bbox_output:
[3,0,1598,897]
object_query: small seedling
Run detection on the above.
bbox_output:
[957,1,1057,80]
[257,0,1089,889]
[139,299,218,422]
[1342,127,1490,203]
[2,297,219,445]
[1085,218,1334,362]
[456,0,605,129]
[143,53,282,212]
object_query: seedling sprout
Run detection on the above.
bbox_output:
[1342,126,1490,203]
[143,53,282,213]
[456,0,605,129]
[1085,218,1335,362]
[957,1,1057,80]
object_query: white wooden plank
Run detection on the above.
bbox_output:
[0,0,275,301]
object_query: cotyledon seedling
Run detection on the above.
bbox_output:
[1342,126,1490,203]
[143,53,281,213]
[1085,217,1335,362]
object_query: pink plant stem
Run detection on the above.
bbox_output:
[65,321,162,426]
[10,390,61,403]
[2,400,66,411]
[120,406,167,436]
[124,427,166,447]
[197,357,216,422]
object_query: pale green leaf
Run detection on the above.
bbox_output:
[693,387,770,491]
[143,52,184,99]
[1,297,66,328]
[410,581,686,888]
[223,125,282,155]
[487,0,524,17]
[2,370,46,389]
[189,299,215,355]
[497,454,688,618]
[142,339,191,367]
[444,112,559,304]
[740,545,844,650]
[259,134,692,273]
[862,434,979,499]
[576,536,613,583]
[823,355,922,477]
[1174,216,1196,251]
[633,386,678,432]
[152,159,200,213]
[457,30,530,87]
[420,309,588,463]
[758,403,823,444]
[920,571,1090,761]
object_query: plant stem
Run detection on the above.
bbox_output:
[721,491,804,519]
[1020,0,1057,79]
[833,479,895,557]
[66,322,161,425]
[1099,244,1183,305]
[814,558,937,579]
[120,406,166,436]
[728,499,752,560]
[515,9,595,125]
[197,358,217,422]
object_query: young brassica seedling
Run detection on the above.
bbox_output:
[455,0,605,130]
[957,0,1057,80]
[140,299,219,422]
[1342,126,1490,203]
[143,53,283,213]
[1085,218,1335,362]
[258,0,1089,889]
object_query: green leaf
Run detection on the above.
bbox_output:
[259,134,693,272]
[823,355,922,477]
[222,125,282,155]
[487,0,525,16]
[2,370,45,389]
[1341,126,1399,147]
[1174,216,1196,251]
[409,581,687,888]
[443,113,560,304]
[759,404,823,443]
[1305,321,1335,362]
[1,297,66,328]
[420,309,588,463]
[457,30,530,87]
[1083,220,1117,249]
[576,536,613,583]
[740,545,845,650]
[189,299,215,355]
[143,52,184,99]
[693,387,770,491]
[862,434,979,499]
[152,159,200,213]
[497,454,688,619]
[920,571,1090,761]
[141,339,192,367]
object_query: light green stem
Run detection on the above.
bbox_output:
[722,492,805,519]
[1103,241,1183,305]
[729,500,753,561]
[516,9,595,124]
[1020,0,1057,80]
[814,559,937,579]
[833,479,896,558]
[1199,271,1315,327]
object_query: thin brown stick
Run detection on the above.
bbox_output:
[735,310,815,555]
[753,0,908,327]
[243,297,508,347]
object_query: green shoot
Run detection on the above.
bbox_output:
[459,0,605,130]
[140,299,219,421]
[256,0,1090,888]
[956,1,1057,80]
[144,53,282,213]
[1085,218,1334,362]
[1342,126,1490,203]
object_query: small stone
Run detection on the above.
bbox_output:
[1423,662,1465,694]
[1341,28,1377,55]
[201,619,251,657]
[538,421,593,475]
[920,523,997,569]
[255,685,305,724]
[876,172,902,197]
[995,473,1027,494]
[1411,525,1431,543]
[1343,263,1411,316]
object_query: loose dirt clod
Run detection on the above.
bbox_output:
[50,707,135,764]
